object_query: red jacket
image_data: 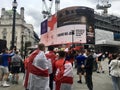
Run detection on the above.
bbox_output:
[45,51,57,73]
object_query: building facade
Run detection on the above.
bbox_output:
[41,6,120,53]
[95,13,120,52]
[0,7,39,52]
[57,6,120,53]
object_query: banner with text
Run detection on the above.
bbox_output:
[41,24,86,46]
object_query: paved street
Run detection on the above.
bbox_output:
[73,58,113,90]
[0,59,113,90]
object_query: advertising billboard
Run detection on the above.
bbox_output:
[41,6,95,46]
[41,24,86,46]
[57,6,95,44]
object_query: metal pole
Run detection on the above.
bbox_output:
[21,34,24,57]
[11,0,17,49]
[72,30,74,48]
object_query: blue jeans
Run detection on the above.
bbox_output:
[111,76,120,90]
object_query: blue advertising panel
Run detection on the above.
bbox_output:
[41,19,48,34]
[114,33,120,41]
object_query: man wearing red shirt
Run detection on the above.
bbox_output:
[54,51,73,90]
[46,46,57,90]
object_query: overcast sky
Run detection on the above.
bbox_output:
[0,0,120,37]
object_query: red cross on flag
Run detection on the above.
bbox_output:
[48,14,57,31]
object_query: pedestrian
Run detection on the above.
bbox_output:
[108,52,113,75]
[8,49,14,74]
[96,52,104,73]
[0,51,4,86]
[76,50,86,84]
[109,53,120,90]
[54,51,73,90]
[65,49,75,66]
[45,45,57,90]
[85,49,94,90]
[104,51,109,59]
[11,51,22,84]
[24,43,50,90]
[1,48,14,87]
[92,52,98,72]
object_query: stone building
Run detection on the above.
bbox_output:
[0,7,39,51]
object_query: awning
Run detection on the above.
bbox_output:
[27,45,38,50]
[96,40,120,46]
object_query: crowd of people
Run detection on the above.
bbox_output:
[0,43,120,90]
[23,43,95,90]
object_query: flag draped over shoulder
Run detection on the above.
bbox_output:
[24,49,49,88]
[54,60,73,90]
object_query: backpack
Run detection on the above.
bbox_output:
[11,55,22,67]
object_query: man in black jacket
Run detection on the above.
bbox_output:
[85,49,94,90]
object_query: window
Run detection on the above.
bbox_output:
[2,28,7,40]
[65,10,70,15]
[58,13,63,18]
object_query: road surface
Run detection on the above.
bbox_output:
[0,58,113,90]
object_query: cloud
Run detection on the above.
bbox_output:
[24,7,43,36]
[108,1,120,16]
[0,1,11,9]
[0,0,120,37]
[60,0,95,9]
[28,0,120,38]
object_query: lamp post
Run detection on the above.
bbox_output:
[21,32,25,58]
[71,30,74,48]
[11,0,18,49]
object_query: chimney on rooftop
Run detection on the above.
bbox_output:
[20,7,24,19]
[1,8,5,16]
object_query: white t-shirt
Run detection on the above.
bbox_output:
[109,59,120,77]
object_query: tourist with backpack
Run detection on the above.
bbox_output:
[11,51,22,84]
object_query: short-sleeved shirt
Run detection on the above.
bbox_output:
[2,53,14,67]
[76,55,86,66]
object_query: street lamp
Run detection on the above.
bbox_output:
[11,0,18,49]
[71,30,74,48]
[21,32,25,58]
